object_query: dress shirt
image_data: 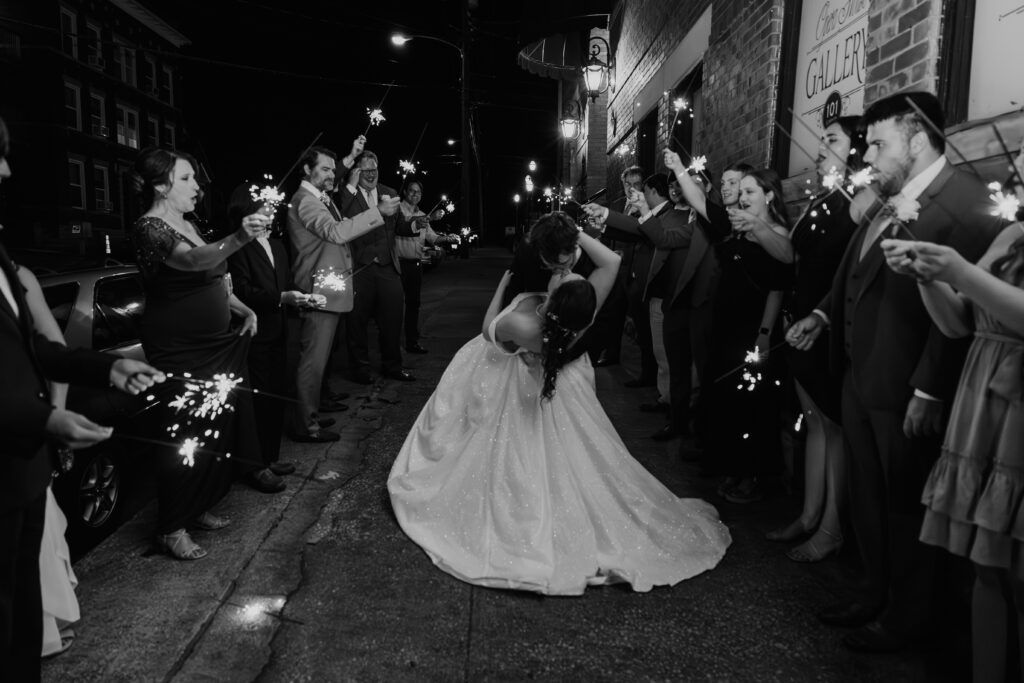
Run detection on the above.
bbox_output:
[256,236,275,267]
[395,205,440,260]
[638,200,670,224]
[300,180,331,204]
[0,265,20,318]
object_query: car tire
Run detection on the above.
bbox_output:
[53,446,124,556]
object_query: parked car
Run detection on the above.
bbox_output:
[37,265,152,557]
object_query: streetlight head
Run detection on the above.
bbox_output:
[513,194,520,203]
[447,138,456,146]
[528,160,537,172]
[391,34,410,46]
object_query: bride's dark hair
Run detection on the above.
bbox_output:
[990,232,1024,286]
[541,278,596,400]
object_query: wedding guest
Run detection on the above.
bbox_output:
[787,91,1004,652]
[881,185,1023,680]
[395,177,456,354]
[338,151,417,383]
[287,145,397,442]
[129,146,281,561]
[701,169,793,503]
[0,116,165,680]
[770,115,866,562]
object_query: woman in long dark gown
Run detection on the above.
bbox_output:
[129,147,271,560]
[701,169,794,504]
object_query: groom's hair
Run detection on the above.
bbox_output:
[528,212,579,267]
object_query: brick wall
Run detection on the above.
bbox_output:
[864,0,942,106]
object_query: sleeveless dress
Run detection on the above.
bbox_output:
[918,265,1024,577]
[388,292,731,596]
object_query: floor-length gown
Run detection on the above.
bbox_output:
[131,217,259,534]
[39,487,78,657]
[701,236,794,477]
[389,292,731,596]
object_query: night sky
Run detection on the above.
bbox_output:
[158,0,562,237]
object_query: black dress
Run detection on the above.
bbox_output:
[702,234,794,478]
[131,216,259,534]
[786,190,858,421]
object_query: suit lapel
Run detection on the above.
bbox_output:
[0,245,29,336]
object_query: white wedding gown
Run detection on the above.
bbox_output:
[388,292,731,595]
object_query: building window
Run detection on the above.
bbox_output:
[161,66,174,105]
[142,55,158,96]
[946,0,1024,123]
[0,27,21,59]
[85,22,103,68]
[94,163,110,211]
[164,122,175,149]
[64,80,81,131]
[115,104,139,149]
[59,7,77,59]
[671,64,703,162]
[68,158,86,209]
[113,36,136,87]
[89,92,106,137]
[146,116,159,147]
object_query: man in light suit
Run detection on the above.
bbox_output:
[788,92,1004,652]
[287,146,400,442]
[338,150,417,384]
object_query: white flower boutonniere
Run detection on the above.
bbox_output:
[886,193,920,224]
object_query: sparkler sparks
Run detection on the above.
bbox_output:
[821,166,843,191]
[398,159,417,177]
[313,267,348,293]
[167,373,242,422]
[366,108,386,127]
[847,168,875,191]
[688,155,708,174]
[248,174,288,214]
[673,97,688,111]
[179,437,201,467]
[444,201,455,214]
[988,182,1021,221]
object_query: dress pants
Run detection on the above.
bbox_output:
[841,370,939,633]
[628,286,657,381]
[0,491,46,681]
[293,309,339,436]
[348,263,405,375]
[249,335,287,463]
[649,298,669,403]
[664,299,714,436]
[399,258,423,348]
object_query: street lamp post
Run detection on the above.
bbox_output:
[513,193,520,235]
[391,32,469,241]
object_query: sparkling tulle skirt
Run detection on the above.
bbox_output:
[388,335,731,596]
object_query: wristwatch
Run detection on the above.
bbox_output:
[759,326,770,334]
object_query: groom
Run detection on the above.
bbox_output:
[505,212,627,364]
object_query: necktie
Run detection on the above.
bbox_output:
[858,209,891,261]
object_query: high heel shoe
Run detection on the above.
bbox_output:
[786,528,843,563]
[766,518,812,542]
[156,529,208,561]
[193,511,231,531]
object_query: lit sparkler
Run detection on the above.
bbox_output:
[821,166,843,191]
[398,159,417,177]
[367,108,386,128]
[249,173,288,214]
[179,437,201,468]
[688,155,708,174]
[444,201,455,214]
[673,97,688,112]
[988,181,1021,221]
[313,267,348,293]
[847,167,875,191]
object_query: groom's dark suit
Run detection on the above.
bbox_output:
[0,243,115,680]
[819,160,1003,634]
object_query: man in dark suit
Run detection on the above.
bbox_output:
[788,92,1005,652]
[338,151,417,383]
[0,116,166,681]
[584,174,690,440]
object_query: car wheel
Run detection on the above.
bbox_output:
[54,447,124,556]
[77,451,121,529]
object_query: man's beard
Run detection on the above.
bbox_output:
[876,154,913,198]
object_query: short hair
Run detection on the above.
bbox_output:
[723,162,755,176]
[301,146,336,178]
[400,176,423,196]
[642,172,670,199]
[863,91,945,153]
[528,211,579,266]
[354,150,379,167]
[620,165,643,182]
[0,116,9,159]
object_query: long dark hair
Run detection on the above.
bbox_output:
[130,146,199,209]
[742,168,791,230]
[540,278,596,400]
[832,115,868,174]
[991,232,1024,286]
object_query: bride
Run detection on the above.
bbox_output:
[388,212,731,595]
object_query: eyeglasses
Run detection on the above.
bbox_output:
[360,168,379,174]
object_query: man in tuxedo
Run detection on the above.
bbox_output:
[788,91,1005,652]
[338,151,417,384]
[0,116,166,681]
[287,146,399,442]
[584,174,690,440]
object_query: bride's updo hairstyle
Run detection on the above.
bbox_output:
[129,146,198,209]
[540,276,596,400]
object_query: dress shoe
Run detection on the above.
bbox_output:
[317,417,337,429]
[842,621,907,653]
[405,344,429,354]
[624,377,657,388]
[290,429,340,443]
[245,468,286,493]
[817,600,882,628]
[351,371,374,385]
[639,402,669,414]
[319,400,349,413]
[269,461,296,476]
[650,425,681,441]
[383,370,416,382]
[592,353,619,367]
[320,391,350,402]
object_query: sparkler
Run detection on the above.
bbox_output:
[988,182,1022,221]
[398,159,417,177]
[249,174,288,214]
[274,131,324,191]
[362,81,395,136]
[313,266,349,293]
[426,194,450,215]
[444,201,455,214]
[688,155,708,174]
[714,340,790,384]
[821,166,843,191]
[903,96,982,178]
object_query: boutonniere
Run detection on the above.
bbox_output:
[884,193,920,224]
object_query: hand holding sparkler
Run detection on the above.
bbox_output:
[881,238,968,285]
[581,203,609,224]
[785,313,826,351]
[351,135,367,158]
[377,196,401,216]
[238,212,273,242]
[110,358,166,395]
[46,409,113,449]
[663,150,686,174]
[280,290,312,308]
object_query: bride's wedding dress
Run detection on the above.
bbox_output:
[388,292,731,595]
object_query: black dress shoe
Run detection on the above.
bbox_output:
[320,391,350,402]
[817,600,883,628]
[842,621,907,653]
[317,417,337,429]
[290,429,341,443]
[318,400,349,413]
[245,468,286,493]
[650,425,681,441]
[639,402,669,413]
[624,377,657,388]
[350,372,374,385]
[269,461,296,476]
[383,370,416,382]
[405,344,429,354]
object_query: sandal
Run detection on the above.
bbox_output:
[42,628,75,658]
[193,511,231,531]
[766,518,812,542]
[157,529,208,561]
[787,528,843,563]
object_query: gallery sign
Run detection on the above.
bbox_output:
[788,0,869,176]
